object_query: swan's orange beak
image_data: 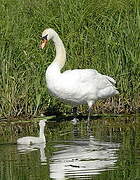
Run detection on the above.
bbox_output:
[39,39,48,49]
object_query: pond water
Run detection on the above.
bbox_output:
[0,116,140,180]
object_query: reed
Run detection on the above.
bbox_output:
[0,0,139,118]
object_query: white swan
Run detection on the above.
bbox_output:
[17,120,46,144]
[40,28,119,120]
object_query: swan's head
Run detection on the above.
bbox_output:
[39,120,46,127]
[40,28,56,49]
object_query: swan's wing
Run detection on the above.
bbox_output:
[53,69,99,99]
[62,69,99,82]
[51,69,118,103]
[62,69,116,87]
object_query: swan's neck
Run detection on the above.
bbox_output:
[46,34,66,75]
[39,125,45,141]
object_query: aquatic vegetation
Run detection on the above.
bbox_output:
[0,0,139,118]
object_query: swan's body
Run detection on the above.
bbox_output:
[17,120,46,145]
[40,28,119,119]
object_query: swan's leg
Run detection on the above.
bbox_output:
[87,107,92,122]
[73,107,77,117]
[71,107,78,124]
[86,101,94,135]
[87,106,93,135]
[87,101,94,122]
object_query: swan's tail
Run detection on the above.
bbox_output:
[104,75,119,94]
[98,75,119,98]
[103,75,116,85]
[98,86,119,99]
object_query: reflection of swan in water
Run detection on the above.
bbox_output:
[17,120,46,144]
[50,136,119,179]
[17,143,47,164]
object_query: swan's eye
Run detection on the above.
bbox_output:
[42,34,48,40]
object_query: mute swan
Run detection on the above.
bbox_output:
[17,120,46,144]
[40,28,119,120]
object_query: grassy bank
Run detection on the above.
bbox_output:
[0,0,140,118]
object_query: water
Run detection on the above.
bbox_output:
[0,116,140,180]
[50,137,119,179]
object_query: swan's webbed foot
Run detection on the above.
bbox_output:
[71,118,79,125]
[71,107,79,125]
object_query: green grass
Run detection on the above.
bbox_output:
[0,0,140,118]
